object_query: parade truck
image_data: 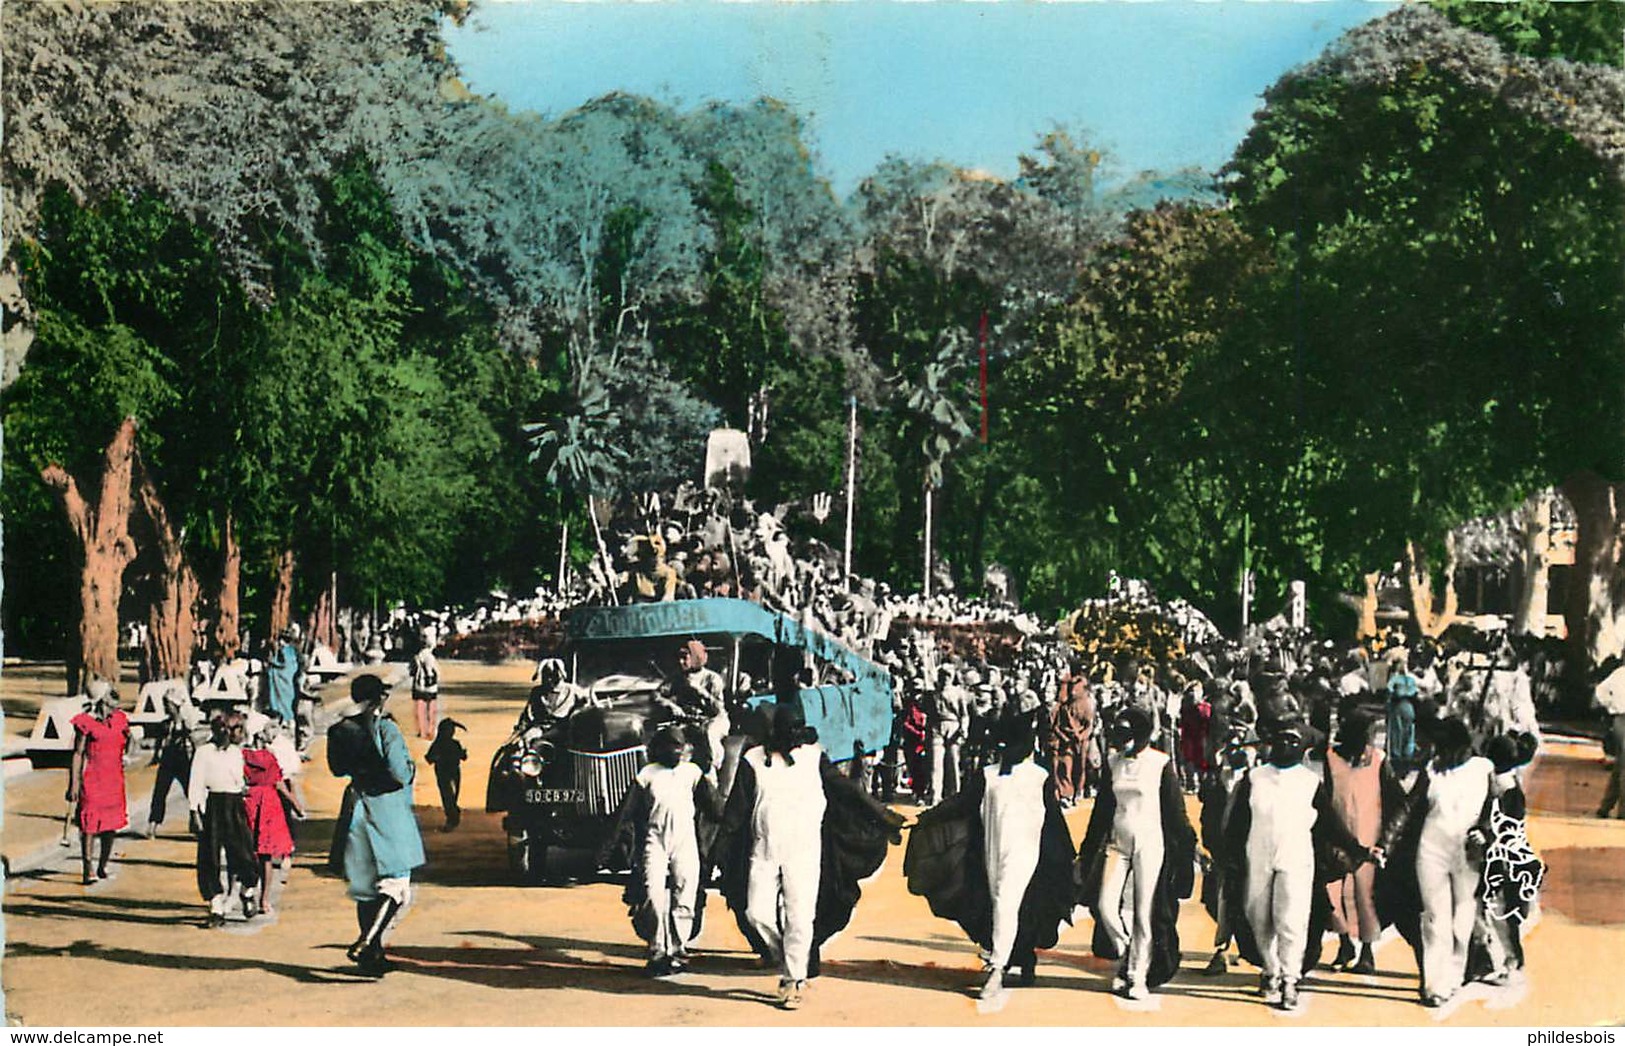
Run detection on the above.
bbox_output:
[486,597,895,882]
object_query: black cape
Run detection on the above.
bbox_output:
[1074,752,1196,987]
[1198,771,1244,927]
[902,763,1077,972]
[706,747,905,977]
[1372,766,1447,961]
[1221,764,1370,976]
[1373,763,1531,984]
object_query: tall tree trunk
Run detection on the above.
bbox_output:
[269,547,295,640]
[1562,471,1625,669]
[134,456,197,680]
[1404,541,1436,637]
[1513,488,1554,636]
[307,574,336,652]
[1405,536,1461,639]
[41,417,140,691]
[1357,570,1381,640]
[1437,533,1461,636]
[214,511,242,660]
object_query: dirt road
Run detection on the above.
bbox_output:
[4,659,1622,1026]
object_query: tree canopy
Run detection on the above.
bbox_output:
[5,0,1623,663]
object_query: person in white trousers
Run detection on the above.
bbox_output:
[1240,721,1371,1010]
[740,703,827,1011]
[1095,708,1172,1000]
[928,666,971,805]
[978,716,1049,999]
[1412,717,1500,1007]
[636,727,706,975]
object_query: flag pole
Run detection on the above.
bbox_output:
[557,519,570,596]
[843,395,858,585]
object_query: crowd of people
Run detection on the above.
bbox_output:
[859,586,1551,1012]
[67,677,308,923]
[52,479,1584,1012]
[539,491,1559,1013]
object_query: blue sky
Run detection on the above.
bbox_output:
[445,1,1393,195]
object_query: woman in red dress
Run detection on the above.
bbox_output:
[243,717,304,915]
[1179,681,1214,792]
[69,683,132,885]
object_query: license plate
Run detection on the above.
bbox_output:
[524,788,583,804]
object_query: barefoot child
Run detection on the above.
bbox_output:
[426,719,467,831]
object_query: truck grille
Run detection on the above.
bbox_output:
[568,746,646,816]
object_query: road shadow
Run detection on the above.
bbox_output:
[4,897,231,929]
[1292,980,1419,1003]
[451,928,650,962]
[5,939,377,985]
[814,956,999,996]
[3,866,65,883]
[436,679,527,704]
[1029,946,1118,974]
[8,811,78,825]
[68,893,206,913]
[859,932,976,949]
[290,817,341,850]
[413,815,517,888]
[3,695,55,720]
[103,856,200,872]
[381,941,774,1005]
[1155,967,1418,1010]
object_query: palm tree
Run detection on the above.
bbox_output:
[526,345,629,601]
[902,338,975,598]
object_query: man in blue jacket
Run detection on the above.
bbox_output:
[328,673,426,975]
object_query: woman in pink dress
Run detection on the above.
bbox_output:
[69,683,133,885]
[1324,711,1386,973]
[243,718,303,915]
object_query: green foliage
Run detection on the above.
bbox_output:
[751,354,852,508]
[0,308,181,652]
[1018,127,1103,216]
[14,0,1625,652]
[1432,0,1625,66]
[993,203,1273,622]
[2,159,546,652]
[526,361,628,497]
[462,94,711,344]
[1217,25,1625,622]
[609,345,724,494]
[904,341,976,490]
[4,314,177,474]
[527,336,719,499]
[234,159,531,606]
[657,159,795,426]
[2,189,224,654]
[2,0,474,299]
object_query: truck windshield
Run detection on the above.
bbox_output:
[572,636,734,695]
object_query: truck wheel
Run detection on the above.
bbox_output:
[508,830,550,884]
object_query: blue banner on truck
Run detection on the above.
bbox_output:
[566,599,895,760]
